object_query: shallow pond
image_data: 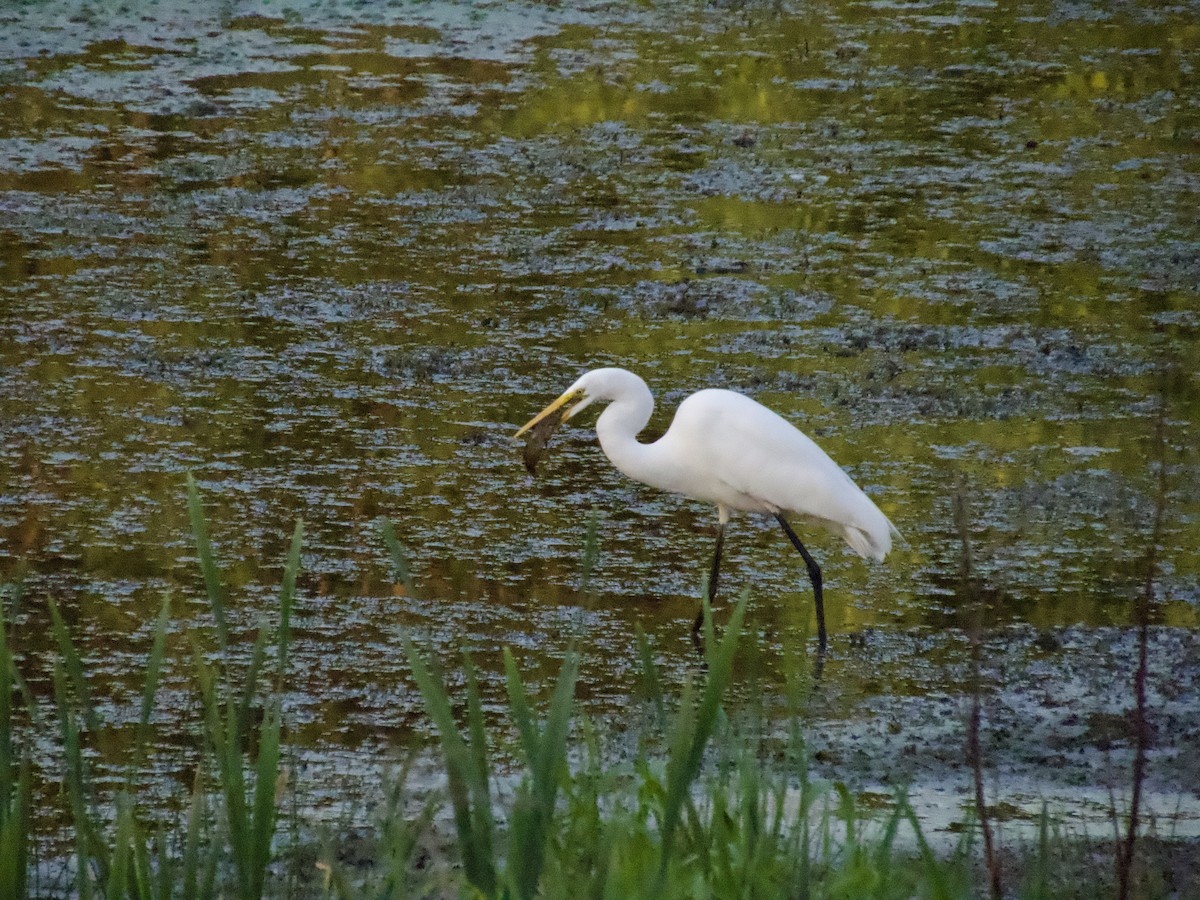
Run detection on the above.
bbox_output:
[1,0,1198,848]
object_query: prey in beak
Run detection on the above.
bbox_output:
[515,388,588,475]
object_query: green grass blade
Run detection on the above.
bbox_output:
[47,598,100,734]
[107,792,139,900]
[249,700,282,900]
[129,594,171,787]
[51,659,108,896]
[186,473,229,654]
[153,820,172,900]
[795,780,811,896]
[506,784,546,900]
[901,798,953,900]
[503,648,539,767]
[0,628,30,900]
[373,765,439,898]
[192,643,252,896]
[0,570,26,841]
[1028,802,1051,900]
[403,635,496,896]
[276,519,304,687]
[0,754,30,900]
[221,695,253,897]
[238,615,270,735]
[463,651,491,797]
[181,767,207,900]
[664,674,697,779]
[634,625,665,728]
[380,520,417,597]
[505,649,579,899]
[4,657,42,733]
[835,782,858,850]
[199,826,221,900]
[404,638,469,762]
[537,651,578,808]
[463,650,496,863]
[131,823,153,900]
[659,591,748,881]
[737,757,762,854]
[0,598,14,826]
[873,793,907,874]
[0,602,29,900]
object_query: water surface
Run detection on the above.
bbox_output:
[1,0,1198,842]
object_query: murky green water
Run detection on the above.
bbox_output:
[2,0,1198,836]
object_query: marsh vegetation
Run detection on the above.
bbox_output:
[0,0,1197,895]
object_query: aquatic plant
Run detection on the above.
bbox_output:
[0,583,32,900]
[0,485,1187,897]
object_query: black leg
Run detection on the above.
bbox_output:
[692,521,726,655]
[774,514,827,653]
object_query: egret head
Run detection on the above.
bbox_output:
[514,368,644,439]
[513,375,594,440]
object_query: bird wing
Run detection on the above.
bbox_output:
[672,390,894,558]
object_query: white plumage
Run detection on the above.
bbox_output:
[516,367,899,651]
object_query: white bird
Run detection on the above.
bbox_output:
[515,367,899,652]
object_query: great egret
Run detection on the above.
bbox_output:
[515,367,898,652]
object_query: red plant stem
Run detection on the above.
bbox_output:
[955,482,1002,900]
[969,682,1001,900]
[1116,403,1168,900]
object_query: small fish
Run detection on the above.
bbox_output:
[522,406,564,475]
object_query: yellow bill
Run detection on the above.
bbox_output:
[515,388,589,475]
[514,388,585,439]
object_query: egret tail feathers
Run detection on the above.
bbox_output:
[843,514,900,562]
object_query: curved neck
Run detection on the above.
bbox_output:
[594,382,663,487]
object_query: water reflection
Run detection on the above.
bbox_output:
[0,0,1197,836]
